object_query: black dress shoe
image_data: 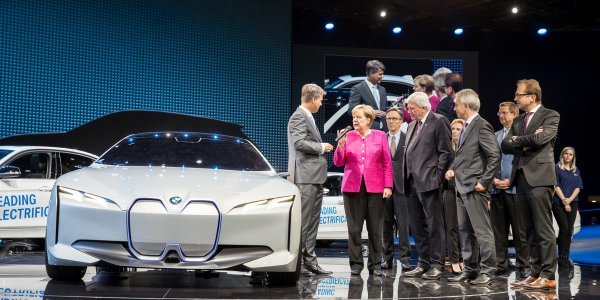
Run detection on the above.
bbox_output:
[350,269,362,276]
[403,265,427,277]
[300,265,313,277]
[369,269,384,276]
[306,264,333,275]
[421,267,443,280]
[448,272,477,283]
[518,268,531,278]
[470,273,494,285]
[400,260,412,270]
[381,260,393,269]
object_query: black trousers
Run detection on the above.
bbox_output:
[382,188,412,263]
[552,201,578,257]
[490,191,530,270]
[442,187,461,264]
[343,179,384,271]
[406,177,445,269]
[515,170,557,279]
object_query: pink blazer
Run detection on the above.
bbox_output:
[333,130,393,193]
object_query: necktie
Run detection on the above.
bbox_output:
[408,121,422,150]
[372,85,380,109]
[523,112,532,131]
[390,135,396,158]
[458,122,469,148]
[517,112,532,169]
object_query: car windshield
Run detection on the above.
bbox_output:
[96,133,272,171]
[0,149,13,161]
[324,78,344,89]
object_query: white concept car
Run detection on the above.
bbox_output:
[45,132,302,285]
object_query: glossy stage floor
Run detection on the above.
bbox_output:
[1,226,599,299]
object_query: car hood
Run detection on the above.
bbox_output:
[56,164,299,213]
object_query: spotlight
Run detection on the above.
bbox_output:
[325,22,334,30]
[380,11,386,17]
[511,7,518,14]
[454,28,464,35]
[537,27,548,35]
[392,26,402,34]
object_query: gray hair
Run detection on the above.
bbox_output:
[455,89,481,112]
[432,67,452,90]
[301,83,325,103]
[407,92,431,111]
[366,60,386,75]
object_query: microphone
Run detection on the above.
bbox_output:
[335,126,353,142]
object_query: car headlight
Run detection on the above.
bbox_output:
[234,195,295,213]
[58,186,121,209]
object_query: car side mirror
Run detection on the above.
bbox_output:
[0,166,21,179]
[277,172,290,179]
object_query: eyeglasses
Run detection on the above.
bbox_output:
[386,117,401,121]
[514,93,532,98]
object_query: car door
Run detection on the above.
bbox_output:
[0,151,56,238]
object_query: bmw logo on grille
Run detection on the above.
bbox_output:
[169,196,182,205]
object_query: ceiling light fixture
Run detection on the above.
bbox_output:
[325,22,334,30]
[380,11,386,18]
[511,7,518,14]
[392,26,402,34]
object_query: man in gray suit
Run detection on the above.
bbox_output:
[445,89,500,285]
[288,83,334,276]
[502,79,560,290]
[403,92,452,280]
[348,60,388,130]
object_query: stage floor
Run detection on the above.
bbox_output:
[2,226,600,299]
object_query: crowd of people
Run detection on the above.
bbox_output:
[288,60,582,291]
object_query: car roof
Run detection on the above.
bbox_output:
[0,146,98,157]
[0,110,248,156]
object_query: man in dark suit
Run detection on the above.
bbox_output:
[381,107,412,271]
[445,89,500,285]
[402,92,452,280]
[348,60,388,130]
[436,72,461,122]
[288,83,334,276]
[502,79,560,290]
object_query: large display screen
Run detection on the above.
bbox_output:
[0,0,291,171]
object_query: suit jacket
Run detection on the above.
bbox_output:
[501,105,560,187]
[491,128,516,194]
[333,130,393,193]
[348,81,387,130]
[287,107,327,184]
[389,131,407,194]
[435,96,457,122]
[449,115,500,195]
[404,112,452,193]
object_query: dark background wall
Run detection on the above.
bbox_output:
[0,0,291,171]
[293,30,599,218]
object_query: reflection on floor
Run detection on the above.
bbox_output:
[1,226,599,299]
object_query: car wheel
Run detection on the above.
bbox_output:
[266,247,301,286]
[45,251,87,281]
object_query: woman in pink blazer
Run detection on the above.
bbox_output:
[333,104,393,276]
